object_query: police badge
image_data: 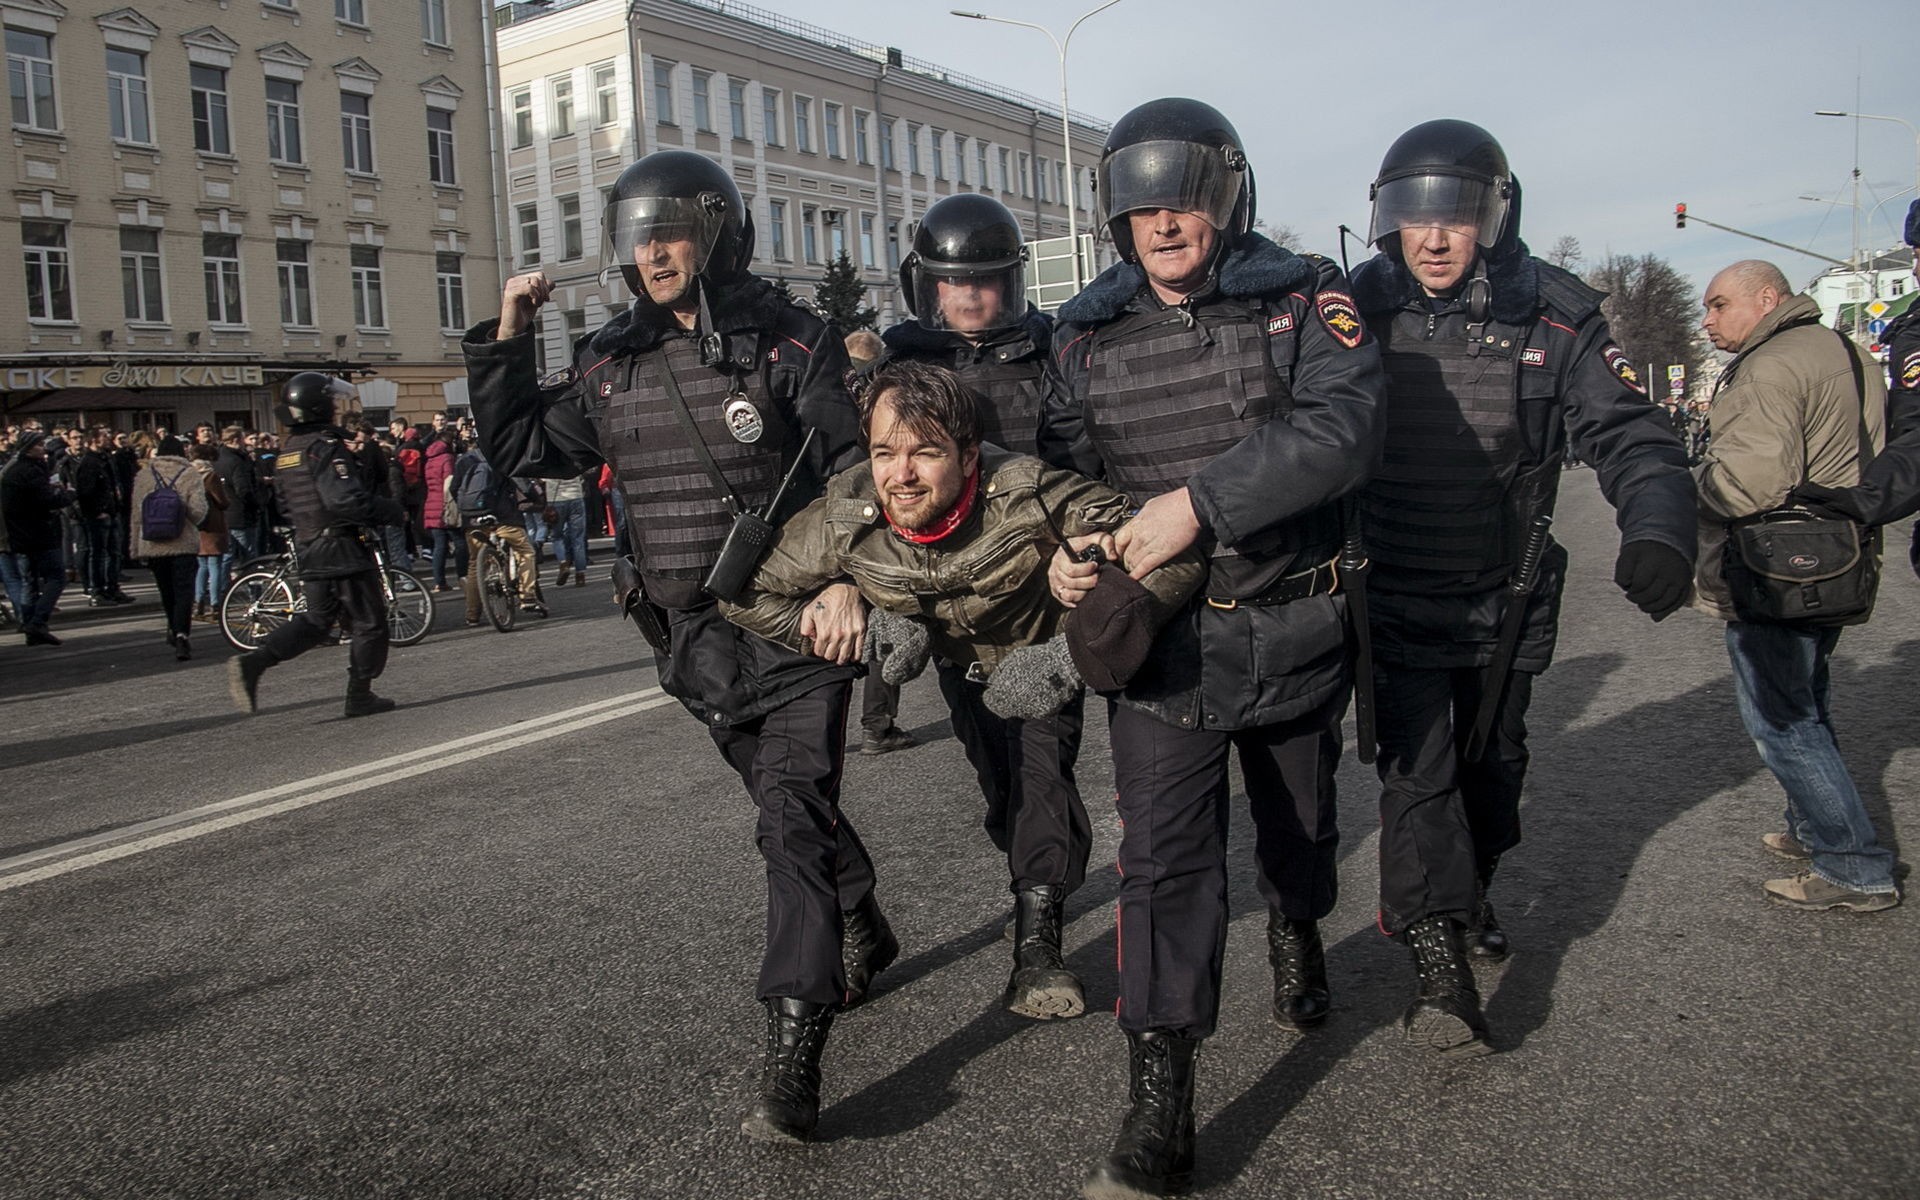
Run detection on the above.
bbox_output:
[722,394,764,443]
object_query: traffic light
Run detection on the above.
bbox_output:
[1675,203,1687,229]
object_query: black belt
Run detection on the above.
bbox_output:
[1205,557,1341,610]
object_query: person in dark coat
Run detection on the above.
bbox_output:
[0,430,75,644]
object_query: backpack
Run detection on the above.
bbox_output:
[398,446,424,488]
[454,453,501,515]
[141,463,190,541]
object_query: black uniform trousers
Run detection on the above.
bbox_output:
[257,570,390,681]
[1373,660,1532,935]
[709,678,878,1007]
[936,660,1092,894]
[1108,690,1345,1039]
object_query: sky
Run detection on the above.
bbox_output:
[775,0,1919,296]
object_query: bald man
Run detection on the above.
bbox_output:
[1694,259,1899,912]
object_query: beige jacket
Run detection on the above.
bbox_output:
[129,454,211,559]
[1692,293,1886,619]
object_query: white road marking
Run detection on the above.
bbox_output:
[0,688,677,892]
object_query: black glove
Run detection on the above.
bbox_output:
[863,609,931,685]
[1787,482,1867,523]
[982,635,1082,720]
[1613,540,1693,622]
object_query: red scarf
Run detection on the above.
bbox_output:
[886,463,981,544]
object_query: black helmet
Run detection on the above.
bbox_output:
[1904,198,1919,248]
[1368,119,1515,252]
[275,372,355,428]
[899,193,1028,333]
[602,149,754,297]
[1095,98,1254,263]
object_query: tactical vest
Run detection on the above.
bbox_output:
[274,428,335,541]
[1362,305,1523,576]
[594,333,789,578]
[955,339,1048,455]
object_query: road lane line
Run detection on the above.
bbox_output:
[0,689,677,891]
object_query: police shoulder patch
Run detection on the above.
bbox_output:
[1601,343,1646,394]
[1902,350,1920,390]
[278,449,303,468]
[1315,291,1363,349]
[333,459,352,478]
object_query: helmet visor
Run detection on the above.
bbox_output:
[911,260,1026,333]
[1368,173,1507,249]
[604,195,725,274]
[1097,140,1242,232]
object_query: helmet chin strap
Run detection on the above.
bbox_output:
[1464,259,1492,356]
[695,278,726,366]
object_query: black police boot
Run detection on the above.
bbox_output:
[739,997,835,1144]
[1082,1030,1199,1199]
[228,651,269,714]
[343,676,396,718]
[1402,914,1493,1058]
[1469,859,1510,961]
[1267,911,1330,1030]
[1002,885,1086,1020]
[840,891,899,1008]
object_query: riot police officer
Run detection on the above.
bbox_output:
[228,373,407,718]
[1349,120,1696,1055]
[1046,98,1385,1198]
[462,149,891,1146]
[882,192,1092,1021]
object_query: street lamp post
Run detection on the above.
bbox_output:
[1815,110,1920,198]
[952,0,1125,291]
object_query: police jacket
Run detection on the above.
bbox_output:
[880,308,1073,466]
[273,424,406,579]
[723,445,1202,679]
[1809,303,1920,528]
[1350,249,1696,672]
[1048,233,1386,731]
[462,274,863,727]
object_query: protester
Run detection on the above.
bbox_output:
[0,430,75,645]
[130,436,210,661]
[188,443,230,623]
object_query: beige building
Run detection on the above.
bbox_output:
[494,0,1110,373]
[1,0,507,432]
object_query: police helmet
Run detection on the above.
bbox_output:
[602,150,754,298]
[1368,119,1515,252]
[275,372,355,428]
[1904,198,1919,248]
[899,193,1028,334]
[1095,98,1255,264]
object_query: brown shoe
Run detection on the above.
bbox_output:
[1763,872,1899,913]
[1761,831,1810,861]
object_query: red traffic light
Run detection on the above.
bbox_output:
[1675,203,1688,229]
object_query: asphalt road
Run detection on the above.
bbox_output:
[2,473,1916,1200]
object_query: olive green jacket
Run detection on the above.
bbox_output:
[722,446,1203,677]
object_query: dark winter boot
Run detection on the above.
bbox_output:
[1003,885,1085,1020]
[1469,859,1510,961]
[228,652,269,714]
[840,891,899,1008]
[739,997,835,1144]
[1402,914,1493,1057]
[1267,912,1330,1030]
[1082,1030,1199,1199]
[343,676,396,718]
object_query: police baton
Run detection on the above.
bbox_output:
[1464,507,1553,763]
[1338,510,1378,763]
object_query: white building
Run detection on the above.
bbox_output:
[1803,247,1916,354]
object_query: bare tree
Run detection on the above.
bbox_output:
[1253,218,1300,250]
[1545,235,1583,271]
[1585,253,1706,394]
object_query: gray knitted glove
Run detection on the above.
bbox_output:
[864,608,932,685]
[983,635,1083,719]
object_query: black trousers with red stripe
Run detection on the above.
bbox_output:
[709,678,878,1007]
[1107,691,1344,1039]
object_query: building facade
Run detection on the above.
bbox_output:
[1802,247,1916,358]
[493,0,1111,374]
[1,0,506,432]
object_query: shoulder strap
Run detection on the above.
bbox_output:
[641,351,743,515]
[1835,327,1874,479]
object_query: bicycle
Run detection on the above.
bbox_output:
[469,515,545,632]
[219,527,434,651]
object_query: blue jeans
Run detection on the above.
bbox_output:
[195,554,228,606]
[430,527,468,588]
[83,513,121,595]
[1724,621,1896,893]
[551,497,588,569]
[2,546,65,630]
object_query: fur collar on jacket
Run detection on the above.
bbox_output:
[881,307,1051,357]
[1058,233,1315,325]
[1349,242,1539,324]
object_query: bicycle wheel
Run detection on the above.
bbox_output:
[221,569,298,651]
[382,567,435,646]
[478,545,517,632]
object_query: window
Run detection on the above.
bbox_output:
[886,220,900,270]
[593,63,617,127]
[768,199,788,259]
[931,129,944,181]
[728,79,746,139]
[426,108,455,184]
[335,0,365,24]
[550,76,574,138]
[691,70,711,132]
[997,147,1009,192]
[340,92,374,173]
[651,58,674,125]
[516,203,540,267]
[190,65,230,155]
[560,194,583,261]
[8,30,57,131]
[105,49,151,144]
[975,142,989,190]
[276,238,314,327]
[955,136,966,186]
[509,88,531,147]
[1035,157,1048,202]
[907,123,921,175]
[351,244,385,329]
[761,86,780,146]
[203,234,243,325]
[564,309,585,350]
[1017,151,1031,197]
[880,117,895,170]
[794,95,811,152]
[854,110,870,165]
[266,78,303,163]
[435,252,465,330]
[859,213,875,267]
[1057,161,1068,207]
[823,102,841,158]
[827,210,845,260]
[420,0,449,46]
[22,221,72,322]
[120,228,164,322]
[802,206,818,262]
